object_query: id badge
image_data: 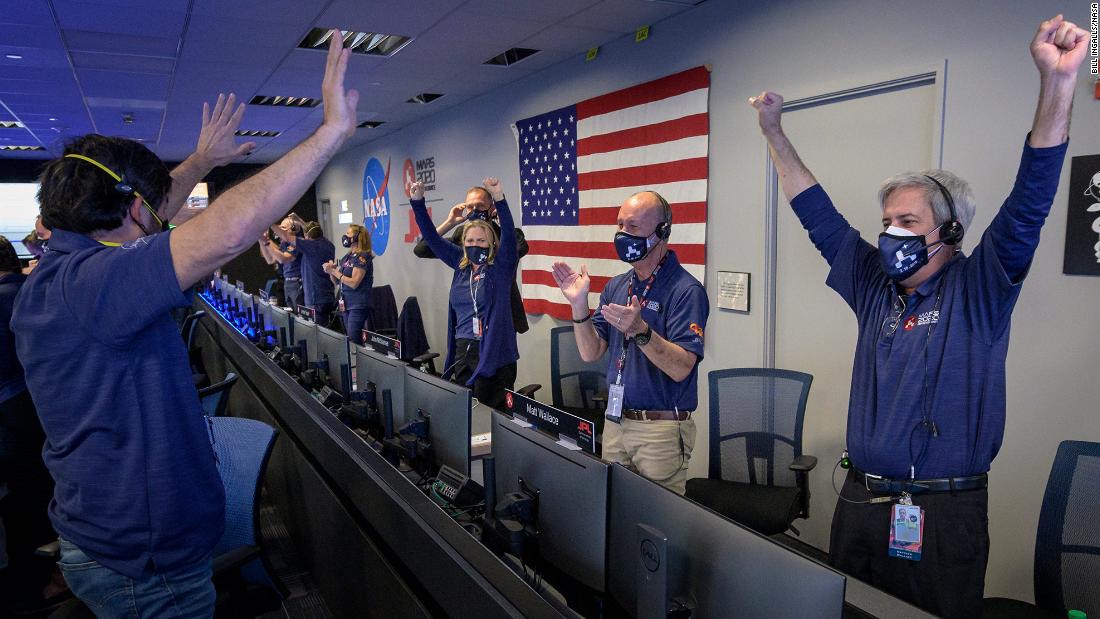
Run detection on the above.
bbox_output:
[606,383,625,423]
[472,317,483,338]
[338,297,346,312]
[888,503,924,561]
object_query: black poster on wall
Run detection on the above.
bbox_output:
[1063,154,1100,276]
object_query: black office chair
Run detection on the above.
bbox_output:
[983,440,1100,619]
[549,325,608,436]
[180,310,209,387]
[198,372,238,417]
[368,284,399,338]
[685,368,817,536]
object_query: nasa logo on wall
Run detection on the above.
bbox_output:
[363,157,392,256]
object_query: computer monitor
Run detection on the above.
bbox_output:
[607,464,846,617]
[355,347,407,427]
[490,410,609,593]
[404,368,472,476]
[268,304,293,348]
[10,240,33,260]
[316,325,352,397]
[290,314,320,364]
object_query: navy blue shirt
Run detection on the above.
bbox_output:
[0,272,27,402]
[11,229,224,579]
[592,250,708,411]
[789,136,1068,478]
[452,266,489,340]
[295,237,335,307]
[337,250,373,309]
[279,240,302,279]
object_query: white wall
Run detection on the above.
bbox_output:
[315,0,1100,600]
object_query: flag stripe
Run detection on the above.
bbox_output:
[578,134,708,174]
[577,89,708,140]
[578,201,707,226]
[578,157,708,192]
[526,240,705,263]
[576,66,710,119]
[521,269,614,291]
[579,179,707,209]
[577,113,709,157]
[523,222,707,243]
[522,299,577,321]
[518,254,706,281]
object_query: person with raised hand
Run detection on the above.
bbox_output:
[12,30,358,616]
[408,176,519,411]
[749,14,1088,617]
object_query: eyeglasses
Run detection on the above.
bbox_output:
[881,294,908,336]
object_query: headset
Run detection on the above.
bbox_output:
[649,190,672,241]
[924,174,964,246]
[64,153,168,233]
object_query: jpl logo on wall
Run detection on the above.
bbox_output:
[363,157,391,256]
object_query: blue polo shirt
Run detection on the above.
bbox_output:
[0,272,27,403]
[10,229,224,579]
[789,136,1068,479]
[295,237,335,307]
[593,250,708,411]
[280,240,302,279]
[337,250,373,310]
[452,266,489,340]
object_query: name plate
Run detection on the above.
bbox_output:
[363,330,401,359]
[504,390,596,454]
[296,304,317,322]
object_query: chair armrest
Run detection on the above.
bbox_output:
[412,352,439,364]
[212,545,261,576]
[789,455,818,472]
[516,384,541,398]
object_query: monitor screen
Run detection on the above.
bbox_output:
[0,182,40,244]
[316,325,352,396]
[490,410,609,593]
[403,368,472,476]
[355,347,407,427]
[608,464,846,617]
[10,240,33,259]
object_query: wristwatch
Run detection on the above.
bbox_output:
[633,324,653,346]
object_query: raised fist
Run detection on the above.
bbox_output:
[749,91,784,132]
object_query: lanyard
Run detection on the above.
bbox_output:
[468,266,484,321]
[613,254,667,386]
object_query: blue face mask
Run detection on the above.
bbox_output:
[466,209,491,222]
[465,245,490,265]
[877,225,944,281]
[614,231,658,263]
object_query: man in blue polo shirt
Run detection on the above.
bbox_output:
[749,15,1088,617]
[272,214,336,325]
[258,216,304,308]
[553,190,708,495]
[11,33,360,616]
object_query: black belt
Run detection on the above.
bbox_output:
[854,469,987,495]
[621,409,692,421]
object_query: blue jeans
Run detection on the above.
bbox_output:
[342,307,369,342]
[58,538,215,618]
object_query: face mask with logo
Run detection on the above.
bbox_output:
[465,245,490,265]
[341,234,357,248]
[877,224,945,281]
[614,231,660,263]
[467,209,491,222]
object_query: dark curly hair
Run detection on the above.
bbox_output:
[37,135,172,235]
[0,236,22,273]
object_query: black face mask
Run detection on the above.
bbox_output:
[465,245,490,265]
[467,209,491,222]
[341,234,357,248]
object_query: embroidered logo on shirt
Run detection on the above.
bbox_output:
[904,310,939,331]
[689,323,704,338]
[645,300,660,312]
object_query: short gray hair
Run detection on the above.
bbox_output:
[877,170,975,232]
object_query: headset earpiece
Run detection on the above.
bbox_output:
[924,174,963,246]
[654,220,671,241]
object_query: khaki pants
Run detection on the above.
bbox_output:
[602,417,696,494]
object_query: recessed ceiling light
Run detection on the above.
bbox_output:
[357,121,384,129]
[48,117,58,121]
[298,28,412,57]
[484,48,540,67]
[5,54,23,60]
[235,129,282,138]
[249,95,320,108]
[407,93,444,104]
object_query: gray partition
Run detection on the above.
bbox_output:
[316,326,352,396]
[608,464,846,618]
[491,411,609,593]
[355,347,407,425]
[404,368,472,475]
[290,315,320,364]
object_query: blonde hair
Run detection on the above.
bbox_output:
[348,223,372,255]
[458,220,498,269]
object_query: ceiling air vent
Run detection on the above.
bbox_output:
[0,121,25,128]
[249,95,320,108]
[406,93,443,104]
[235,130,282,138]
[0,145,44,150]
[357,121,384,129]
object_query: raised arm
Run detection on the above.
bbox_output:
[482,177,516,268]
[258,236,276,264]
[552,262,608,361]
[163,94,257,223]
[1028,15,1088,148]
[407,180,462,269]
[168,31,359,289]
[750,92,818,201]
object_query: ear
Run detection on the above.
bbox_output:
[127,195,145,222]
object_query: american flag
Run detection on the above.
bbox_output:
[516,66,709,320]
